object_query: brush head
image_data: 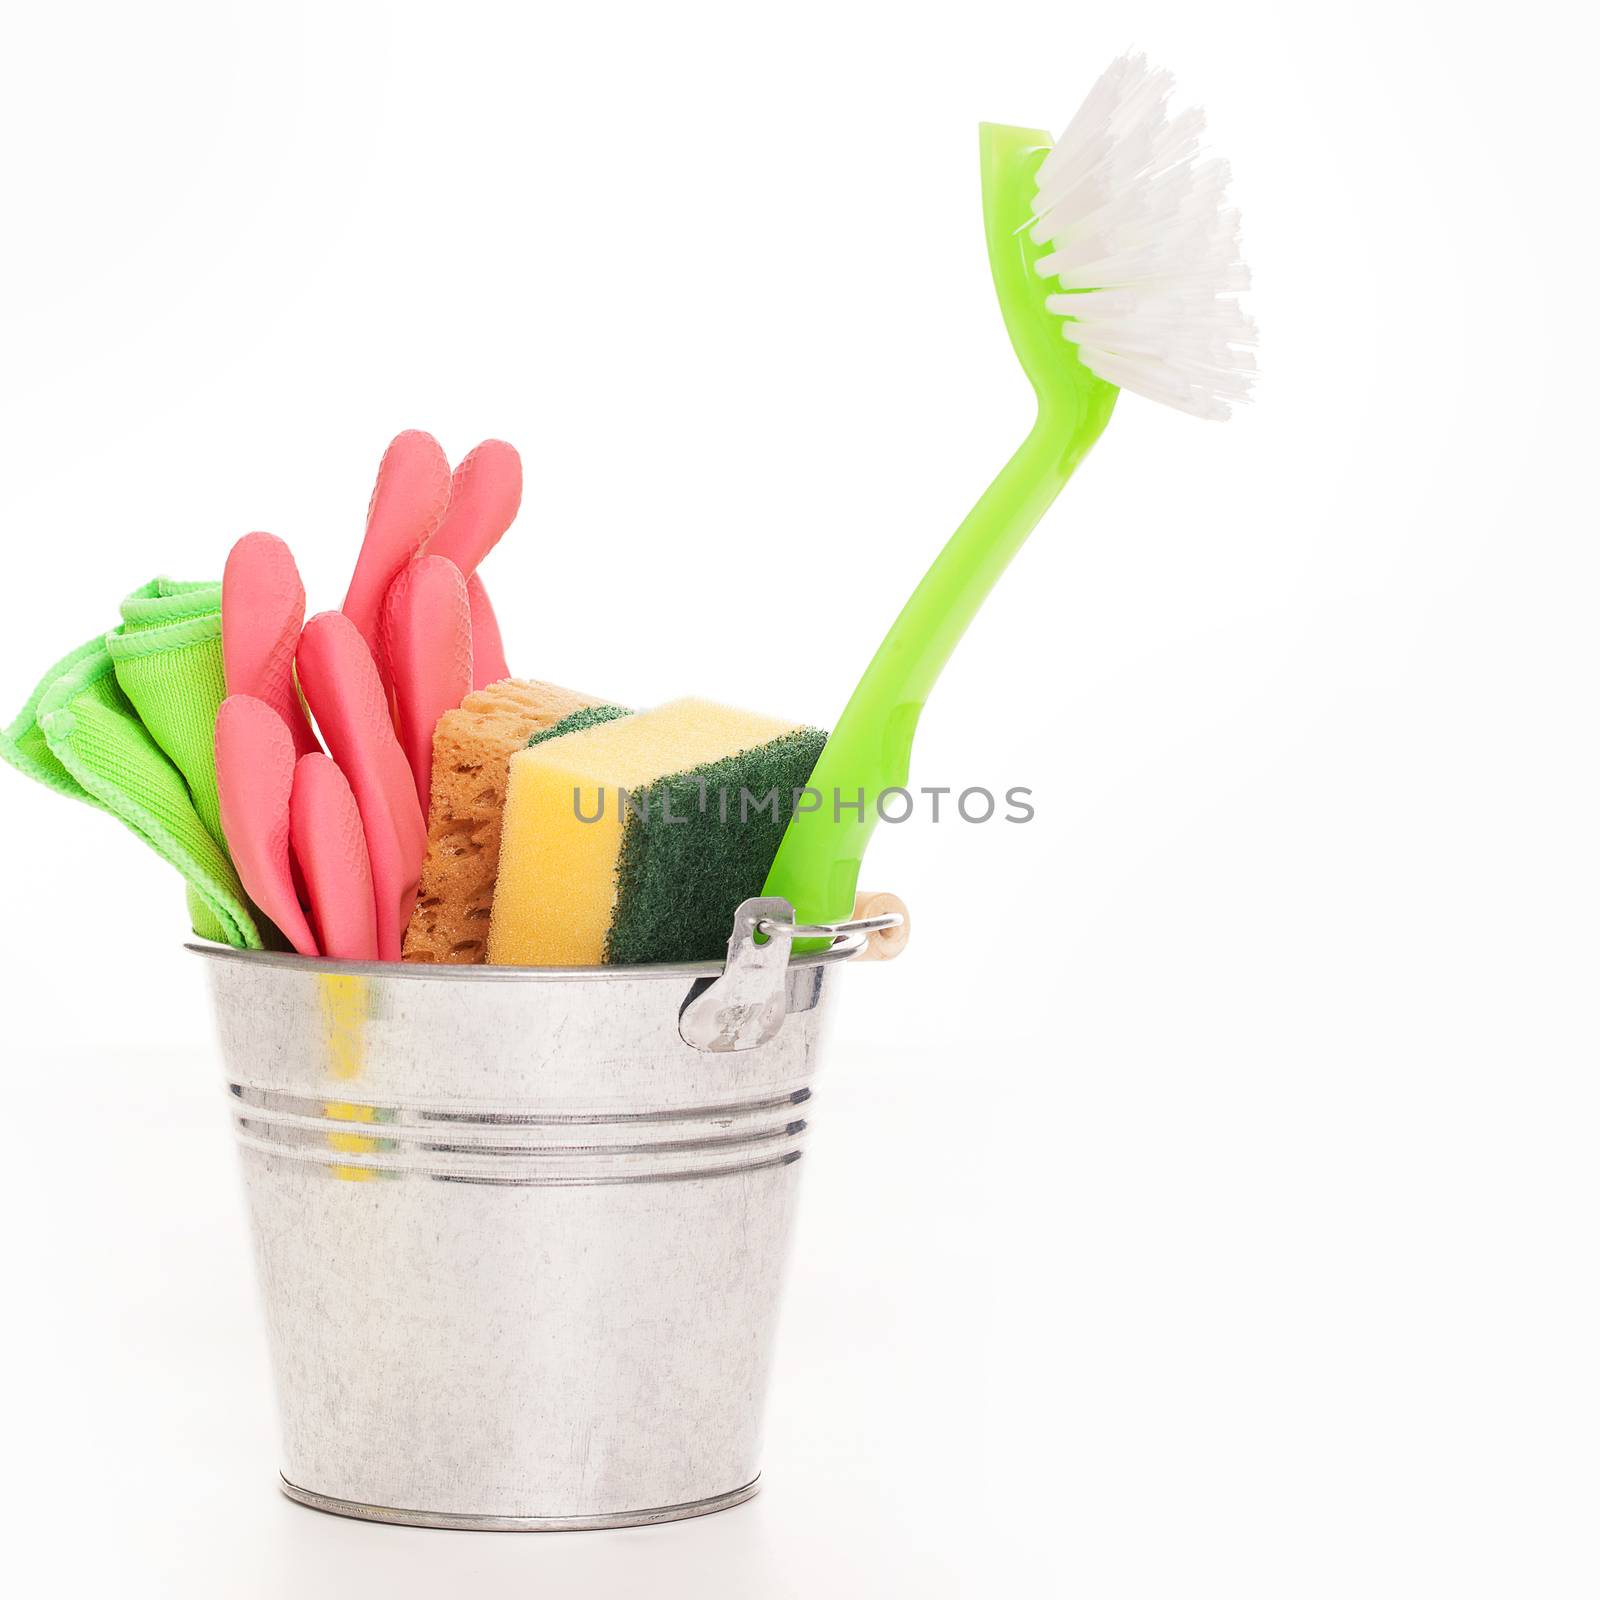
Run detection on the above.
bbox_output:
[1029,53,1255,420]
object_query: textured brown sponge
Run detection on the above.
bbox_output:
[402,678,609,963]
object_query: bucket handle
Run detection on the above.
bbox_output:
[677,896,904,1053]
[753,909,904,943]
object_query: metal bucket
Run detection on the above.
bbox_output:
[193,899,876,1531]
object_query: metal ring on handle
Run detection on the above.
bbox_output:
[756,911,905,943]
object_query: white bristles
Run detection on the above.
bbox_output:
[1030,53,1256,420]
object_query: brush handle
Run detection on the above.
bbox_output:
[762,123,1121,929]
[761,414,1081,925]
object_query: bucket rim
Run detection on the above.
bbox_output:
[184,938,859,983]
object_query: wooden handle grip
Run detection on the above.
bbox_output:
[851,890,910,962]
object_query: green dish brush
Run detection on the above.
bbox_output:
[763,52,1256,928]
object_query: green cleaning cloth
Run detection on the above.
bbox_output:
[105,579,231,844]
[0,578,263,948]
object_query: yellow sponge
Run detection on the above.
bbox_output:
[487,697,826,967]
[400,678,610,964]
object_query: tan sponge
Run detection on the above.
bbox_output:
[402,678,609,963]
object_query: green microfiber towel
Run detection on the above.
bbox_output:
[105,579,231,847]
[0,579,262,948]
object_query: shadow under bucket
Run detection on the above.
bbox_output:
[193,905,867,1530]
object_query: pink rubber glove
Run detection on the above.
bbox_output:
[215,695,319,956]
[467,573,509,688]
[296,611,427,960]
[424,439,521,578]
[380,555,472,812]
[290,754,379,961]
[425,440,521,688]
[222,533,320,758]
[341,431,451,670]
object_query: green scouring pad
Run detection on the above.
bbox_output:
[526,703,632,748]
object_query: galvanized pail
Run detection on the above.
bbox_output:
[194,898,882,1530]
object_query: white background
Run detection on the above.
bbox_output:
[1,2,1594,1595]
